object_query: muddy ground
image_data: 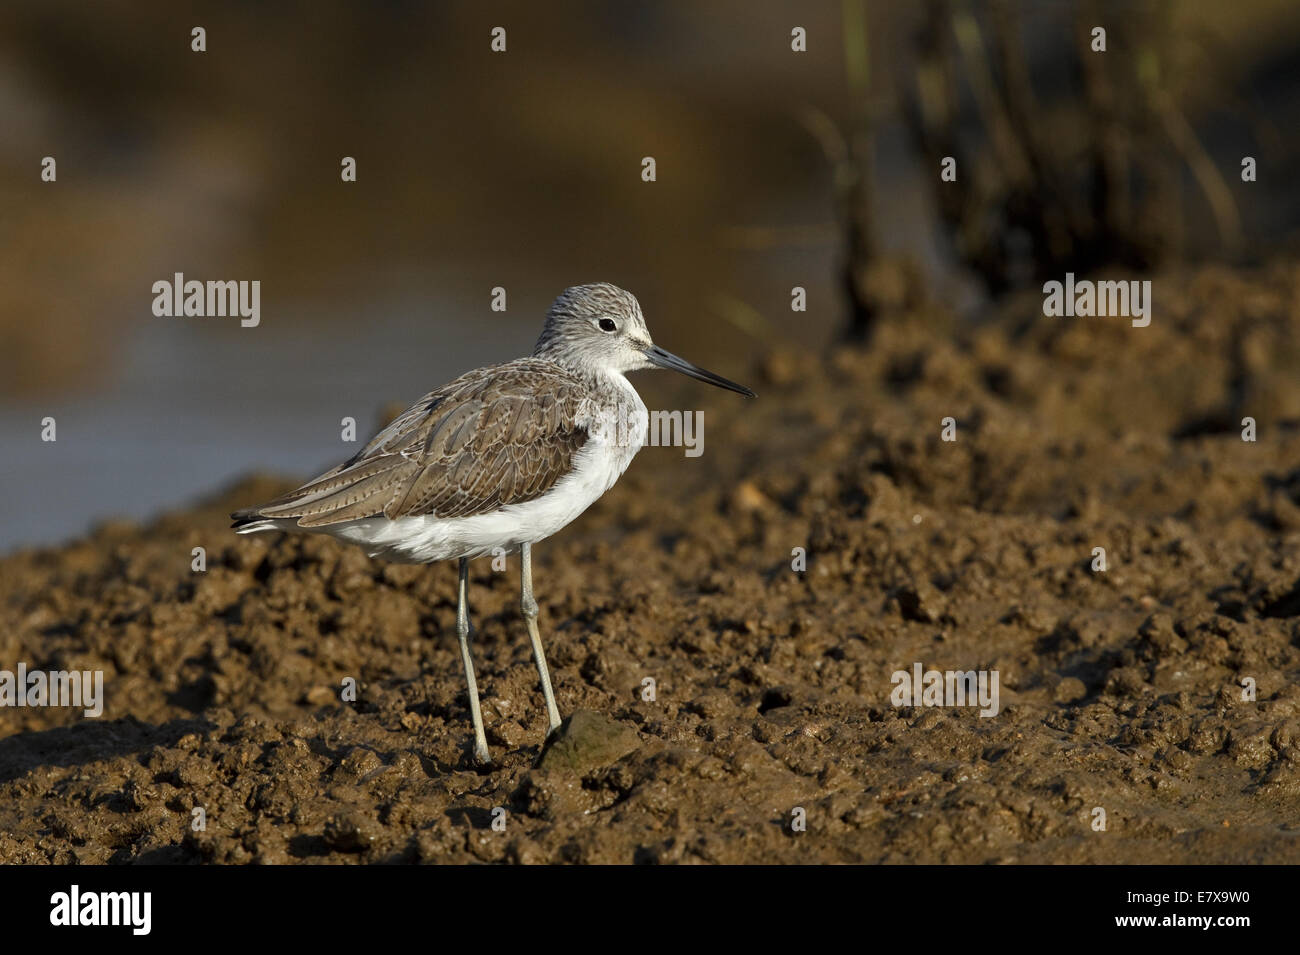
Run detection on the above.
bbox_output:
[3,262,1300,864]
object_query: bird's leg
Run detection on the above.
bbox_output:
[521,542,563,735]
[455,557,491,765]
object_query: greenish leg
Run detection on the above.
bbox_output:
[521,542,562,735]
[456,557,490,765]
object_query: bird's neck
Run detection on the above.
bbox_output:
[539,351,633,398]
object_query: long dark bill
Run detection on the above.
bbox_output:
[644,344,756,397]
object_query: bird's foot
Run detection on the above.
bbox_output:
[472,741,492,767]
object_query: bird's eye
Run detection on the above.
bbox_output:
[598,318,617,332]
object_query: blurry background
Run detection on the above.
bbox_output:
[2,0,1299,551]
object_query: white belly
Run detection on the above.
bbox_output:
[338,435,641,562]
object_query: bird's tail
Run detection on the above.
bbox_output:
[230,508,283,535]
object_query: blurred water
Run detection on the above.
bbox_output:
[0,288,533,553]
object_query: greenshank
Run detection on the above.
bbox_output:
[232,283,754,764]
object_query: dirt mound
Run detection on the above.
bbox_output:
[3,262,1300,863]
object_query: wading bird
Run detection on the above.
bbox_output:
[232,283,753,763]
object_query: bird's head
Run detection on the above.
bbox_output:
[535,283,755,397]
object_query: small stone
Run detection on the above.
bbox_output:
[305,685,336,706]
[536,710,640,776]
[731,480,771,513]
[1053,677,1088,703]
[488,719,526,747]
[335,747,383,781]
[323,813,380,853]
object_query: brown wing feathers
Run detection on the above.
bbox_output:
[231,360,590,529]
